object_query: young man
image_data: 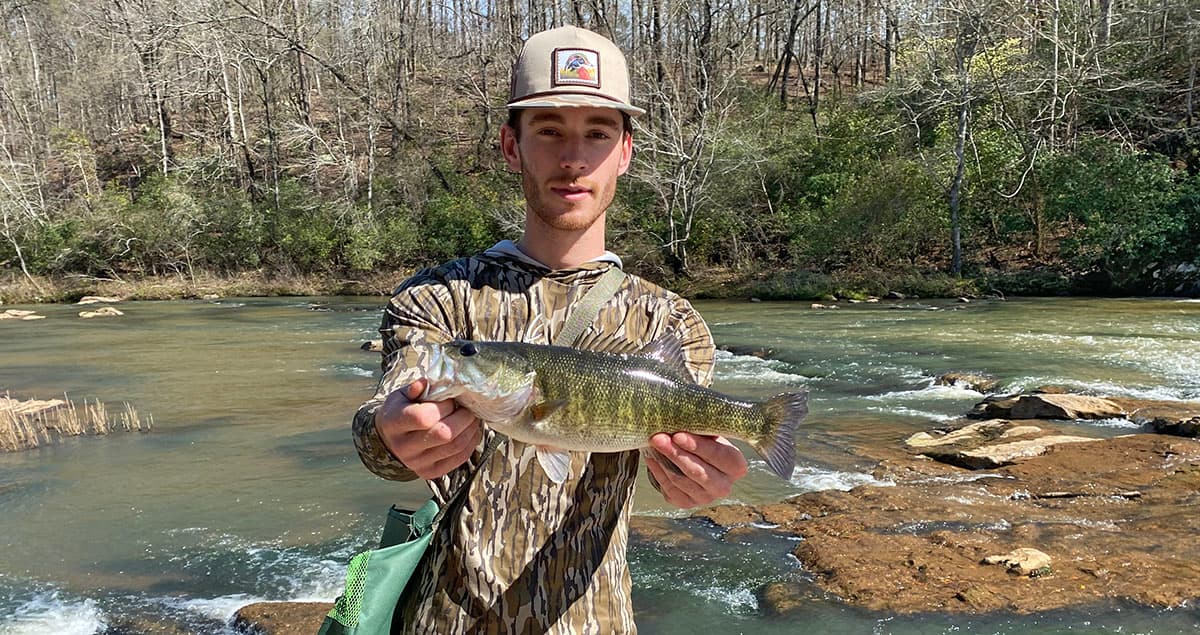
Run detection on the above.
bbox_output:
[352,26,749,632]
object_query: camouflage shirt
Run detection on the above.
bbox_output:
[352,242,715,633]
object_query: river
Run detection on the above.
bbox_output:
[1,296,1198,633]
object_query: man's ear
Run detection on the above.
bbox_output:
[617,131,633,176]
[500,123,522,173]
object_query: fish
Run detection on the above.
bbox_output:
[417,334,808,484]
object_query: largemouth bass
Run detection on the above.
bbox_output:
[418,335,807,483]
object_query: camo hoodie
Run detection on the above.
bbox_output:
[352,242,715,634]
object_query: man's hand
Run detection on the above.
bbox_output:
[374,379,482,480]
[645,433,749,509]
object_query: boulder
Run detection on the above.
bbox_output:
[1149,416,1200,438]
[907,418,1110,469]
[717,344,775,359]
[628,516,712,550]
[1,309,45,321]
[904,419,1020,449]
[76,295,122,305]
[967,395,1021,419]
[79,306,124,319]
[1009,394,1125,420]
[927,434,1100,470]
[935,372,1000,393]
[101,615,193,635]
[232,602,332,635]
[982,547,1052,577]
[757,581,814,617]
[693,504,764,528]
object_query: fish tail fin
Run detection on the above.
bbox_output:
[752,391,808,480]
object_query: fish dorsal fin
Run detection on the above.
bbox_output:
[536,446,572,483]
[639,334,692,382]
[570,331,693,381]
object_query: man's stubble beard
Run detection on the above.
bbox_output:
[519,150,616,233]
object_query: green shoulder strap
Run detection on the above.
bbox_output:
[553,265,627,347]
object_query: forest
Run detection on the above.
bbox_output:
[1,0,1197,299]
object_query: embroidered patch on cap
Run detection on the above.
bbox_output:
[552,48,601,88]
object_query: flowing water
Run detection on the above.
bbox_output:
[1,296,1198,634]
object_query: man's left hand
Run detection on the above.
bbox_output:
[645,433,749,509]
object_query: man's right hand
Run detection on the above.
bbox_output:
[374,379,483,480]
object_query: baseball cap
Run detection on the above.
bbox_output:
[507,26,645,116]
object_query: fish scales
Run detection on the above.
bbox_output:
[523,345,762,449]
[420,338,808,482]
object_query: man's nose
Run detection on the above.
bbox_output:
[559,139,588,172]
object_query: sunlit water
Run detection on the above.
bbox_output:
[1,297,1198,633]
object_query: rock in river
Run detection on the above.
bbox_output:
[708,434,1200,615]
[233,602,332,634]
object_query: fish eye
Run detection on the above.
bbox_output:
[459,342,478,357]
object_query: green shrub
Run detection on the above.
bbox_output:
[1039,140,1185,291]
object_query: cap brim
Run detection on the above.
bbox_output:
[507,93,645,116]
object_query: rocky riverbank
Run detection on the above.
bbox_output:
[699,432,1200,615]
[225,392,1200,632]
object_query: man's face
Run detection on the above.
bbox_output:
[501,107,633,233]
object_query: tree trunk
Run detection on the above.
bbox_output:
[810,0,823,132]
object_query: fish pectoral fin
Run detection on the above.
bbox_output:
[536,446,572,483]
[529,399,568,421]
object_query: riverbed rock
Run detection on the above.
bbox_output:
[969,393,1125,420]
[79,306,124,319]
[935,372,1000,393]
[76,295,122,305]
[717,344,776,359]
[1008,394,1126,420]
[981,548,1052,576]
[101,615,194,635]
[232,602,332,634]
[904,419,1101,469]
[932,434,1102,469]
[967,395,1020,419]
[1,309,45,320]
[904,419,1017,449]
[969,393,1200,431]
[758,581,821,616]
[628,515,714,550]
[361,339,383,353]
[1147,415,1200,437]
[700,434,1200,614]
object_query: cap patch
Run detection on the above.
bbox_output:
[552,48,601,89]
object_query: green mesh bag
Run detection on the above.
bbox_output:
[318,499,439,635]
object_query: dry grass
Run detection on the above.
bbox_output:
[0,270,418,304]
[0,393,153,452]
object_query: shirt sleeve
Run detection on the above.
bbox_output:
[352,274,462,482]
[671,297,716,388]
